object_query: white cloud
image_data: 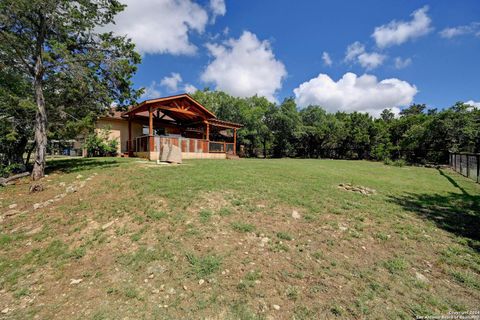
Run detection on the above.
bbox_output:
[293,72,418,117]
[209,0,226,22]
[322,51,332,66]
[107,0,209,55]
[184,84,198,94]
[201,31,287,102]
[160,73,183,91]
[141,81,161,100]
[394,57,412,69]
[345,42,365,62]
[440,22,480,38]
[357,52,386,70]
[465,100,480,108]
[372,6,433,48]
[345,42,385,70]
[159,73,197,94]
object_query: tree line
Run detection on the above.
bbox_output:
[192,90,480,164]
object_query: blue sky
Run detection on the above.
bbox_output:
[110,0,480,115]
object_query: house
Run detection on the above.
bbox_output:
[94,94,243,160]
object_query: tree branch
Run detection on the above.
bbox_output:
[0,31,35,75]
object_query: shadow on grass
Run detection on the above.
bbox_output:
[45,157,120,174]
[387,170,480,252]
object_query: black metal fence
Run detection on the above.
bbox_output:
[449,152,480,183]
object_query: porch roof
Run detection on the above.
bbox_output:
[121,94,243,129]
[124,94,215,122]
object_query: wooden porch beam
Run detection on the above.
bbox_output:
[206,122,210,141]
[234,128,237,155]
[128,117,132,155]
[151,104,198,117]
[149,107,154,152]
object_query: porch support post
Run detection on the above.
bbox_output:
[128,116,132,155]
[205,121,210,154]
[149,107,154,152]
[233,128,237,155]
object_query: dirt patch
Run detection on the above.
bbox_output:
[193,191,234,213]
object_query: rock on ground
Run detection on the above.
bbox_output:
[101,221,114,230]
[70,278,83,285]
[338,183,376,195]
[415,271,429,283]
[291,210,301,219]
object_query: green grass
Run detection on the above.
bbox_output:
[199,209,213,223]
[276,231,293,241]
[237,270,262,291]
[383,258,408,274]
[0,157,479,319]
[186,253,222,279]
[231,221,256,233]
[146,209,167,220]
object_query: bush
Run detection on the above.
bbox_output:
[84,128,118,157]
[0,163,24,177]
[392,159,407,167]
[383,158,393,166]
[383,158,407,167]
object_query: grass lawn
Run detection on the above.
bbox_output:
[0,158,479,319]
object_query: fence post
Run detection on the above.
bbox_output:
[460,154,463,176]
[466,154,470,178]
[477,155,480,183]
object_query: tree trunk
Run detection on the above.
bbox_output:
[31,13,47,181]
[32,73,47,180]
[262,139,267,159]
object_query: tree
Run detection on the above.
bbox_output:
[299,106,328,158]
[399,104,427,117]
[0,70,37,174]
[342,112,373,159]
[270,98,302,158]
[380,109,395,122]
[0,0,141,180]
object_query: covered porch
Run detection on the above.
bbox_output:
[123,94,242,160]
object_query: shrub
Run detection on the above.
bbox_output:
[0,163,24,178]
[84,128,118,157]
[383,158,393,166]
[384,158,407,167]
[392,159,407,167]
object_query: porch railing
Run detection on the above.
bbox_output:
[127,135,234,154]
[226,143,234,154]
[209,141,225,153]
